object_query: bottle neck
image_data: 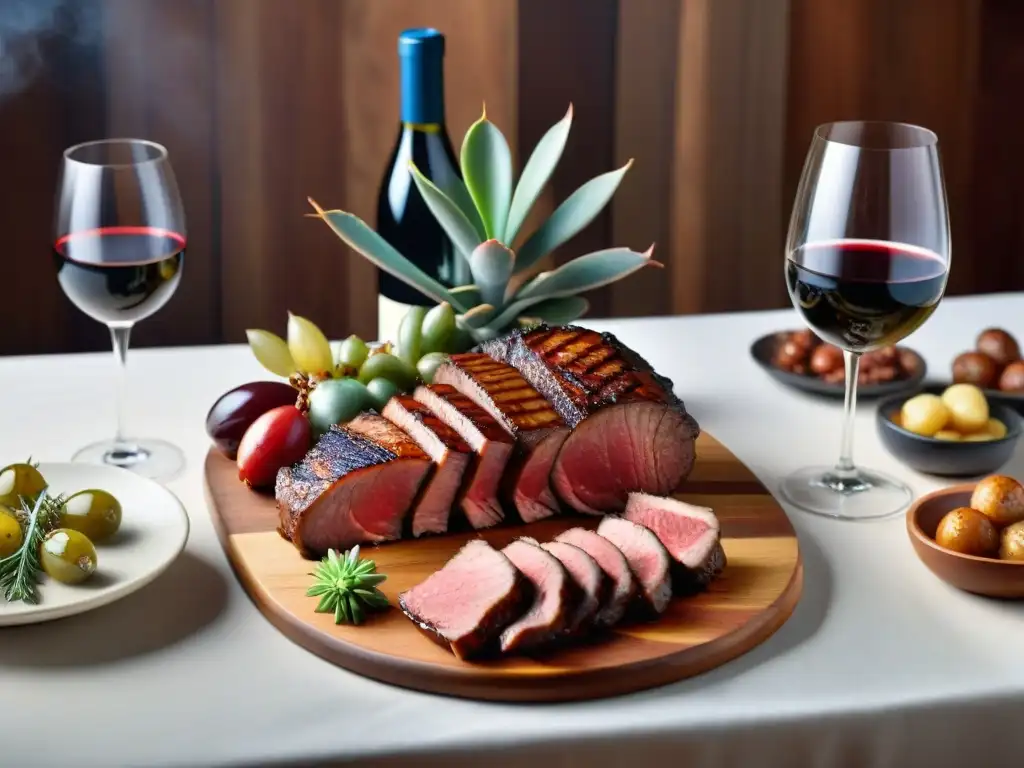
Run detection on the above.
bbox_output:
[400,53,445,126]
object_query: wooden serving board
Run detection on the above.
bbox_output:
[204,431,802,702]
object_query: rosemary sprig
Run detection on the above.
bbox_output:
[306,545,389,625]
[0,488,67,605]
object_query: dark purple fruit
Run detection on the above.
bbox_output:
[206,381,298,459]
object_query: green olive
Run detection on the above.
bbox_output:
[0,463,47,510]
[59,489,122,542]
[397,306,428,365]
[0,509,23,558]
[337,335,369,370]
[356,352,419,391]
[40,528,98,585]
[420,302,456,354]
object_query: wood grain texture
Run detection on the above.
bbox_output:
[203,430,803,702]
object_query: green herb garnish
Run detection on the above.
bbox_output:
[306,545,389,625]
[0,489,67,604]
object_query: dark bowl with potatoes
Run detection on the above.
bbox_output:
[877,383,1022,477]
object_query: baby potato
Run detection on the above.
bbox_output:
[970,474,1024,528]
[999,521,1024,561]
[940,384,990,433]
[963,432,994,442]
[987,418,1008,439]
[934,506,1000,557]
[900,393,949,436]
[933,430,962,441]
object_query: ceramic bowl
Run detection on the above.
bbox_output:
[907,484,1024,598]
[876,385,1021,477]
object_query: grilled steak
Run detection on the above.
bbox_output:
[479,325,700,514]
[413,384,514,529]
[398,539,530,660]
[539,539,605,632]
[624,492,726,591]
[433,353,569,523]
[382,395,472,537]
[276,419,431,557]
[597,517,673,616]
[553,527,636,627]
[499,538,575,653]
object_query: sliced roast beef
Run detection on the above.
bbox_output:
[398,539,530,660]
[382,395,472,537]
[597,516,673,616]
[433,353,569,523]
[276,419,431,557]
[479,325,700,515]
[553,527,635,627]
[624,492,726,591]
[413,384,513,529]
[539,539,605,632]
[499,538,574,653]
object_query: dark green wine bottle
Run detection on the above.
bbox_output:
[376,28,470,342]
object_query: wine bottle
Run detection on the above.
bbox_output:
[376,28,470,343]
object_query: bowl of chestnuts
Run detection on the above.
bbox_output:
[750,329,927,399]
[948,327,1024,408]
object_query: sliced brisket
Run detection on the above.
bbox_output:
[624,492,726,591]
[433,353,569,523]
[276,419,431,557]
[499,538,574,653]
[553,527,636,627]
[413,384,513,530]
[479,325,700,515]
[597,516,673,616]
[539,539,605,632]
[382,395,472,537]
[398,539,530,660]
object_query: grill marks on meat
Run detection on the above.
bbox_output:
[597,517,673,616]
[434,354,568,523]
[481,325,700,515]
[553,527,636,627]
[413,384,513,530]
[275,422,430,557]
[624,493,726,592]
[382,395,472,537]
[499,538,575,652]
[539,540,605,632]
[398,540,530,660]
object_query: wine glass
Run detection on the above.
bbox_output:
[54,138,186,482]
[780,121,950,520]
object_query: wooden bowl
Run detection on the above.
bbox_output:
[907,484,1024,598]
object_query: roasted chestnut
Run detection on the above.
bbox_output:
[976,328,1020,368]
[970,474,1024,528]
[810,344,843,375]
[774,338,805,370]
[791,329,816,350]
[998,360,1024,393]
[934,506,1000,557]
[952,351,999,390]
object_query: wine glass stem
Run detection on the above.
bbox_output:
[835,349,861,478]
[109,323,135,451]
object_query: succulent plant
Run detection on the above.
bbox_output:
[308,103,660,342]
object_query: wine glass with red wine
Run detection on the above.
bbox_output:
[781,121,950,520]
[54,139,186,481]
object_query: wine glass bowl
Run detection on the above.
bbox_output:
[54,139,187,482]
[780,121,951,521]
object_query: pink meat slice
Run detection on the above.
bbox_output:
[597,516,673,616]
[553,527,635,627]
[624,492,726,590]
[499,538,574,653]
[539,540,605,632]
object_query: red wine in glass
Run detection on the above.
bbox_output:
[786,239,948,353]
[54,226,185,325]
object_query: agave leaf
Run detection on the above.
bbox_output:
[432,165,487,240]
[449,284,482,306]
[409,163,482,258]
[461,107,514,241]
[504,104,573,246]
[457,303,498,330]
[515,246,658,301]
[469,240,515,308]
[514,160,634,274]
[309,200,470,314]
[515,296,589,325]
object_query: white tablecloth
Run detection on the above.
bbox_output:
[2,293,1024,768]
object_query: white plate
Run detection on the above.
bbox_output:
[0,462,189,626]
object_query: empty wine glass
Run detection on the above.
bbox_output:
[54,138,186,482]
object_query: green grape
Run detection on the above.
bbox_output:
[308,378,372,437]
[338,335,369,369]
[420,302,456,355]
[356,353,419,392]
[366,378,401,410]
[416,352,449,385]
[397,306,428,366]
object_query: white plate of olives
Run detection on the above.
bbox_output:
[0,461,189,626]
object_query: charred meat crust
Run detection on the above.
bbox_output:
[671,541,727,595]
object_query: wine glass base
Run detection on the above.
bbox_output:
[779,465,912,521]
[71,438,185,483]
